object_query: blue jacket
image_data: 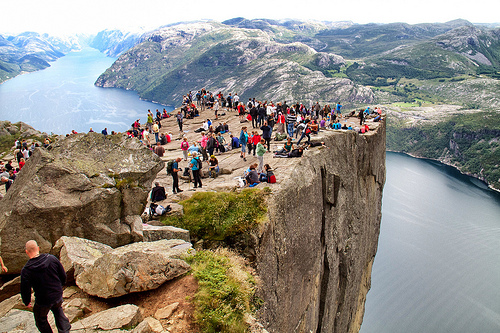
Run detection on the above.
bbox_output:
[239,131,248,145]
[190,157,200,171]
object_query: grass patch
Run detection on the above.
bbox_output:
[187,249,259,333]
[162,189,268,241]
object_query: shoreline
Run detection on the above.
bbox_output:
[387,149,500,193]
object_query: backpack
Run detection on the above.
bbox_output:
[196,157,202,169]
[166,160,175,174]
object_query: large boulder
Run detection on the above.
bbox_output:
[51,236,113,281]
[71,304,142,331]
[76,239,194,298]
[0,132,164,273]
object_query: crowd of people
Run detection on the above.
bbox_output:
[148,89,383,195]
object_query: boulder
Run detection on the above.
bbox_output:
[0,294,22,318]
[132,317,165,333]
[143,225,190,242]
[0,276,21,302]
[52,236,113,280]
[63,297,92,323]
[75,239,194,298]
[0,309,39,333]
[0,132,164,273]
[71,304,142,331]
[154,302,179,320]
[62,286,81,299]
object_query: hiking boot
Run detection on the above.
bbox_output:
[177,189,183,193]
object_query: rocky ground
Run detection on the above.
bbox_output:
[149,105,382,203]
[0,105,383,332]
[384,104,480,126]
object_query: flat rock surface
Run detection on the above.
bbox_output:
[75,239,194,298]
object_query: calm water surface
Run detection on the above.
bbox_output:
[0,48,172,134]
[361,152,500,333]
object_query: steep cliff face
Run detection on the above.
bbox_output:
[256,122,385,332]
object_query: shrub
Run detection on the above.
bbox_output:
[162,189,267,241]
[188,249,258,333]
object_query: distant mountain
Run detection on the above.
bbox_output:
[0,32,81,83]
[314,19,474,58]
[89,30,145,57]
[95,21,373,106]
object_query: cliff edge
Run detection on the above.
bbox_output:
[256,121,385,332]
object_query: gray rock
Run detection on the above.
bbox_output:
[256,122,386,333]
[63,298,91,323]
[75,239,194,298]
[0,309,57,333]
[0,294,22,318]
[0,132,164,273]
[154,302,179,320]
[6,126,19,135]
[0,276,21,302]
[143,225,190,242]
[52,236,113,280]
[62,286,80,299]
[132,317,165,333]
[71,304,142,331]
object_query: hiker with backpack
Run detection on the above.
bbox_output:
[180,137,189,161]
[189,152,203,189]
[167,157,183,194]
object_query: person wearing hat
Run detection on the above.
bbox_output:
[208,155,219,178]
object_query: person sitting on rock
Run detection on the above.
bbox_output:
[274,137,294,155]
[208,155,219,178]
[259,164,276,183]
[150,182,167,202]
[245,164,260,186]
[230,134,240,149]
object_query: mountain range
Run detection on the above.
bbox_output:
[89,18,500,109]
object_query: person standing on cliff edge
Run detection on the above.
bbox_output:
[21,240,71,333]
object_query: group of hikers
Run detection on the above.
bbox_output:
[147,89,383,197]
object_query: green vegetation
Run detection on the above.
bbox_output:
[387,112,500,189]
[115,177,137,190]
[188,249,259,333]
[161,189,268,241]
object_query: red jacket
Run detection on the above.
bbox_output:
[252,134,261,145]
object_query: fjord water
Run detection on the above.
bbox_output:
[361,152,500,333]
[0,48,171,135]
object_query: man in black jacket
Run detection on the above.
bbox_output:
[21,240,71,333]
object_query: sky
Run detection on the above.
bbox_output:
[2,0,499,35]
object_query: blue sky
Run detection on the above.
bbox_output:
[2,0,499,35]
